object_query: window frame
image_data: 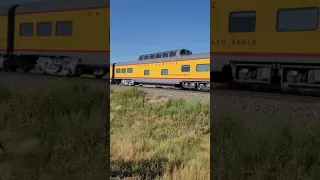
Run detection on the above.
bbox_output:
[169,51,177,57]
[180,49,187,56]
[161,69,168,75]
[229,11,256,33]
[181,65,190,72]
[55,21,73,36]
[144,70,150,76]
[144,54,150,60]
[37,22,52,37]
[276,7,319,32]
[116,69,120,73]
[156,53,162,58]
[127,68,133,73]
[162,52,169,58]
[121,68,126,73]
[196,64,210,72]
[19,22,34,37]
[150,54,156,59]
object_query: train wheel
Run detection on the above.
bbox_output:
[197,84,205,91]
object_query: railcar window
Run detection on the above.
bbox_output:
[121,68,126,73]
[161,69,168,75]
[19,23,33,36]
[144,70,150,75]
[162,52,169,58]
[181,65,190,72]
[277,7,319,31]
[37,22,52,36]
[156,53,162,58]
[229,11,256,32]
[139,55,144,60]
[150,54,156,59]
[169,51,177,57]
[56,21,73,36]
[196,64,210,72]
[144,55,150,60]
[116,69,120,73]
[180,49,186,56]
[127,68,133,73]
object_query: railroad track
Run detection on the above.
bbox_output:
[211,88,320,104]
[1,71,209,94]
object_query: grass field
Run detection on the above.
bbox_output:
[0,82,109,179]
[110,88,210,179]
[212,113,320,180]
[3,80,318,180]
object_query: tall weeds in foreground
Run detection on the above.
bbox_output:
[212,115,320,180]
[110,88,210,179]
[0,84,108,179]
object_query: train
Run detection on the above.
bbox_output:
[211,0,320,91]
[3,0,317,92]
[110,49,210,91]
[0,0,110,78]
[111,0,320,93]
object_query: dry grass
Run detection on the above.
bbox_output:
[110,88,210,179]
[212,114,320,180]
[3,80,320,180]
[0,83,109,180]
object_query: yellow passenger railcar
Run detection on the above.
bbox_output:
[0,0,109,78]
[111,49,210,91]
[14,3,109,54]
[211,0,320,90]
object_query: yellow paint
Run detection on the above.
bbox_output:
[211,0,320,54]
[0,16,7,51]
[110,58,210,80]
[14,7,110,51]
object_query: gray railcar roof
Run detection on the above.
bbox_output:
[114,52,209,65]
[16,0,109,14]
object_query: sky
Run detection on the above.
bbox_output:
[111,0,209,62]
